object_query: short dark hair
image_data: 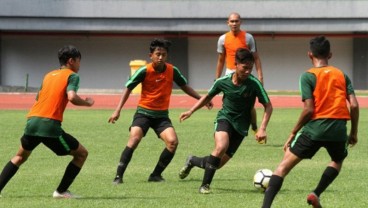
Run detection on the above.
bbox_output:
[235,48,254,64]
[58,45,82,66]
[310,36,330,58]
[149,39,172,53]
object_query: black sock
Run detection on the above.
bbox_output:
[115,146,134,178]
[262,175,284,208]
[201,155,220,186]
[191,156,209,169]
[151,148,174,176]
[313,166,339,196]
[0,161,19,193]
[56,162,81,193]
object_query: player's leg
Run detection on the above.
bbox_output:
[307,141,346,207]
[46,132,86,198]
[149,124,178,182]
[0,135,37,194]
[262,148,302,208]
[199,131,229,194]
[113,113,147,184]
[113,126,144,184]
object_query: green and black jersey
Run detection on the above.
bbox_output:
[208,73,270,136]
[299,71,354,141]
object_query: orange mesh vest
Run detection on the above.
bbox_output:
[224,30,247,69]
[308,66,350,120]
[27,69,74,121]
[138,63,174,111]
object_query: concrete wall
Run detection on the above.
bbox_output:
[1,35,353,91]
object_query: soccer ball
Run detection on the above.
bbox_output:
[253,169,273,191]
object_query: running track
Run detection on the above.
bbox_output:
[0,93,367,110]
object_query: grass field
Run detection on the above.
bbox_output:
[0,108,367,208]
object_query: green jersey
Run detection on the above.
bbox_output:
[299,71,354,141]
[208,73,270,136]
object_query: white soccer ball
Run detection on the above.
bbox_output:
[253,168,273,191]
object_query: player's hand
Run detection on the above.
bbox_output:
[179,111,192,122]
[255,129,267,144]
[108,111,120,124]
[85,97,95,106]
[348,134,358,147]
[205,101,214,110]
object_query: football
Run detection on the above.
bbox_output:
[253,168,273,191]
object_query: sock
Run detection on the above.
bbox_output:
[56,162,81,193]
[201,155,220,186]
[191,156,209,169]
[151,148,174,176]
[262,175,284,208]
[313,166,339,196]
[115,146,134,178]
[0,161,19,193]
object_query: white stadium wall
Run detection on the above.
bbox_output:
[1,35,353,91]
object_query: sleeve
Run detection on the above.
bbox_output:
[246,33,257,53]
[217,34,226,53]
[125,67,146,90]
[207,80,222,97]
[67,73,80,92]
[344,74,355,95]
[173,66,188,86]
[300,72,315,101]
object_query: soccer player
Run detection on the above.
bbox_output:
[261,36,359,208]
[179,48,272,194]
[109,38,212,184]
[0,45,95,198]
[216,12,264,134]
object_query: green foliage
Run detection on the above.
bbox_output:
[0,109,367,208]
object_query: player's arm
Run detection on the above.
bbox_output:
[108,88,133,124]
[109,68,145,124]
[67,73,94,107]
[345,75,359,146]
[179,94,214,122]
[283,72,314,151]
[248,34,263,84]
[67,90,94,107]
[215,52,226,79]
[180,85,213,109]
[256,102,273,144]
[252,51,263,84]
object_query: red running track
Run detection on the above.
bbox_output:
[0,93,367,110]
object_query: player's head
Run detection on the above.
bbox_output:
[235,48,255,65]
[227,12,242,32]
[149,39,171,67]
[235,48,254,80]
[149,39,171,53]
[58,45,81,66]
[309,36,331,59]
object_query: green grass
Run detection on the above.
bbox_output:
[0,108,367,208]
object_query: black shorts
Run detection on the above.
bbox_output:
[290,132,348,162]
[21,131,79,156]
[215,119,244,158]
[131,113,173,137]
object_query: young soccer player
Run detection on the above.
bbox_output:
[0,45,94,198]
[109,38,212,184]
[179,48,272,194]
[216,12,265,133]
[261,36,359,208]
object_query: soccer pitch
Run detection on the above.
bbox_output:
[0,108,367,208]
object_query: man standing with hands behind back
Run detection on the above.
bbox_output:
[216,12,264,134]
